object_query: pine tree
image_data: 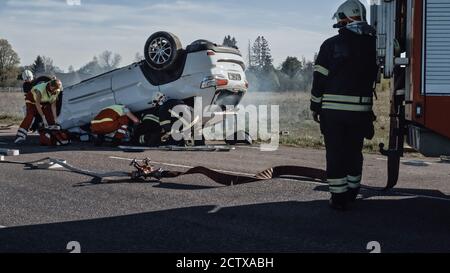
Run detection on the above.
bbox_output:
[32,55,45,74]
[222,35,238,48]
[251,36,273,72]
[251,36,262,71]
[247,40,253,69]
[260,36,273,71]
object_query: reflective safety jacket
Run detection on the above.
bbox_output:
[31,82,60,104]
[310,24,378,113]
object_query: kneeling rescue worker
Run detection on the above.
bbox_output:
[310,0,378,210]
[90,104,140,146]
[15,78,63,144]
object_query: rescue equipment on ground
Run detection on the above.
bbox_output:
[0,157,326,186]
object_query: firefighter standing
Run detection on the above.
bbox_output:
[15,79,63,144]
[90,104,140,146]
[310,0,378,210]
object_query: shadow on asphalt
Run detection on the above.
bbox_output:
[313,184,450,200]
[73,178,218,190]
[0,198,449,253]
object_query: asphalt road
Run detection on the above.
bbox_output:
[0,127,449,253]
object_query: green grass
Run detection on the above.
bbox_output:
[0,114,22,125]
[0,92,24,126]
[241,85,391,153]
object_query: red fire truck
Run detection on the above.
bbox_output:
[371,0,450,188]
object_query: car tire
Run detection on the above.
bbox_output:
[144,31,182,71]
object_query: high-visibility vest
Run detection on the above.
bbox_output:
[32,82,59,104]
[106,105,129,116]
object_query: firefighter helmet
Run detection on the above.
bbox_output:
[333,0,367,23]
[22,70,34,82]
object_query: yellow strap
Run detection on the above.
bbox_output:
[322,102,372,112]
[314,65,329,76]
[91,117,114,124]
[323,94,372,104]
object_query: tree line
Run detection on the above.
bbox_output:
[0,38,125,87]
[1,36,315,92]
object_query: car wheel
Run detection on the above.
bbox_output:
[144,31,182,71]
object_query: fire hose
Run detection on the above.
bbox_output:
[0,157,326,186]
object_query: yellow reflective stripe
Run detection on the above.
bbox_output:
[25,100,35,105]
[160,120,171,126]
[328,178,348,193]
[143,115,159,123]
[310,95,322,103]
[139,135,146,144]
[328,178,347,185]
[91,118,114,124]
[347,175,362,189]
[347,175,362,182]
[314,65,329,76]
[323,94,373,104]
[322,102,372,112]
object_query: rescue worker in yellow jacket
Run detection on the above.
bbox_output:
[90,104,140,146]
[15,78,63,144]
[311,0,378,210]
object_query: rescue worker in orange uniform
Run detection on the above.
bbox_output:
[15,78,63,144]
[90,104,140,146]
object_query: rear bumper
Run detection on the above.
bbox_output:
[213,89,246,110]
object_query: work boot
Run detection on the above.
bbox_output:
[347,187,360,203]
[329,193,348,211]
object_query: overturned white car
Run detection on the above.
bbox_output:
[57,31,248,131]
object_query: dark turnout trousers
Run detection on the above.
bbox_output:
[320,110,374,194]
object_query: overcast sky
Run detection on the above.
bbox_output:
[0,0,371,71]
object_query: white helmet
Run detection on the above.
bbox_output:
[333,0,367,23]
[22,70,34,82]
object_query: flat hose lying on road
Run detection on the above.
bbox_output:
[0,157,327,186]
[161,166,327,186]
